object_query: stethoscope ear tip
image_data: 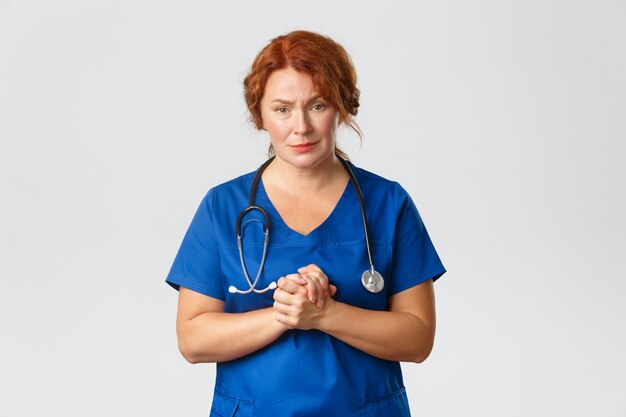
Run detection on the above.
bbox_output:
[228,285,238,294]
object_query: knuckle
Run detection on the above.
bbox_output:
[312,271,326,282]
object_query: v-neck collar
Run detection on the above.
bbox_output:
[256,174,356,242]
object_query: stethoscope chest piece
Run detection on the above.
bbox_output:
[361,269,384,293]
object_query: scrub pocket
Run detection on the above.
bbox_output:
[364,387,410,417]
[209,389,254,417]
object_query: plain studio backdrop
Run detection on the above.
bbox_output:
[1,1,625,416]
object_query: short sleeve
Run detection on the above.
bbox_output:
[389,183,446,295]
[165,189,225,300]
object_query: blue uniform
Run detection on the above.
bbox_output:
[166,162,446,417]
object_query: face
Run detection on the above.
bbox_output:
[260,67,339,169]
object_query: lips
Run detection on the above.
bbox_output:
[290,142,318,152]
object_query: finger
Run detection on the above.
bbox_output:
[284,273,307,285]
[273,288,293,305]
[308,274,326,308]
[299,274,322,307]
[277,277,306,295]
[304,270,330,300]
[295,267,331,297]
[329,284,337,297]
[272,298,292,314]
[297,264,323,274]
[303,271,331,309]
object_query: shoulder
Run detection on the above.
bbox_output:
[348,162,411,205]
[349,163,395,188]
[209,171,256,197]
[192,170,257,219]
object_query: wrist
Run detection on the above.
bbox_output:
[316,298,339,332]
[267,307,290,334]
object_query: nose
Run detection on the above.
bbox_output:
[293,110,312,135]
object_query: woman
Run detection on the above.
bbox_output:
[166,30,446,417]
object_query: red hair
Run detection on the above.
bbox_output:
[243,31,361,157]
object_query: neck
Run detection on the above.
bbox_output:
[263,153,348,194]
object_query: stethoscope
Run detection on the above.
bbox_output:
[228,155,385,295]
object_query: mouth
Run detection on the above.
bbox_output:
[290,142,318,152]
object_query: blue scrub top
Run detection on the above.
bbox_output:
[166,162,446,417]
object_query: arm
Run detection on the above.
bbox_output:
[319,281,435,363]
[175,265,336,364]
[273,277,436,363]
[176,287,288,364]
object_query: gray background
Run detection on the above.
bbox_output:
[1,0,625,416]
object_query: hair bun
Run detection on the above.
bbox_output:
[349,89,360,115]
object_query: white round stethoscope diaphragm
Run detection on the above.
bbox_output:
[361,269,384,293]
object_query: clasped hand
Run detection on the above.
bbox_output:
[272,264,337,330]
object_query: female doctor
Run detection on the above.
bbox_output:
[166,30,446,417]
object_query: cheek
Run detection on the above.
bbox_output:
[318,116,339,137]
[264,119,291,140]
[318,110,339,133]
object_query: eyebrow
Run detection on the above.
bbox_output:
[270,94,323,105]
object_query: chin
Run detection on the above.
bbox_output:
[278,149,335,169]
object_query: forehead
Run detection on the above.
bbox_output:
[263,67,318,100]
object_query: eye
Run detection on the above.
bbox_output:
[275,107,288,114]
[311,103,326,111]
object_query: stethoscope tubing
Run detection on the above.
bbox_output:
[231,155,382,294]
[336,157,376,275]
